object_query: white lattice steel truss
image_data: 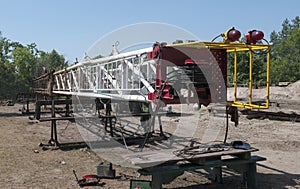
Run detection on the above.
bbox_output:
[53,47,155,102]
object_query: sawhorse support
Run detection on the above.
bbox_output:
[48,99,59,146]
[38,99,75,148]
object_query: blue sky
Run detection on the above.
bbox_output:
[0,0,299,63]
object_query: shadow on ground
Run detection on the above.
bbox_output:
[170,164,300,189]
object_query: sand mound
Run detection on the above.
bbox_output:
[227,80,300,101]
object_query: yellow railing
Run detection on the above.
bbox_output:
[225,44,271,109]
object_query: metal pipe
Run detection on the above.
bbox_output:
[249,51,253,105]
[234,51,237,102]
[266,47,271,108]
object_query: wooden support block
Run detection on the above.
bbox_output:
[151,173,163,189]
[213,167,222,183]
[246,162,257,189]
[235,151,251,160]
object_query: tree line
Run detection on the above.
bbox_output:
[0,33,67,99]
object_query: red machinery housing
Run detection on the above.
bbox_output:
[148,43,227,106]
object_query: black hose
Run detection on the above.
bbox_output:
[211,34,222,42]
[223,106,229,144]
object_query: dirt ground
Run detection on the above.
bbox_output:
[0,83,300,189]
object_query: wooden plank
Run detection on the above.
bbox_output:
[139,155,266,175]
[39,117,75,122]
[122,148,258,167]
[36,99,72,106]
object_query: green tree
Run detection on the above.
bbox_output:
[11,46,37,93]
[0,31,67,99]
[36,50,67,74]
[0,33,17,98]
[270,16,300,84]
[227,38,267,87]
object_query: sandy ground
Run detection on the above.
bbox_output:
[0,83,300,189]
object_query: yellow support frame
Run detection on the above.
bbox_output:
[226,44,270,109]
[169,41,271,109]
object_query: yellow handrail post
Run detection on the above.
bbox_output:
[249,50,253,105]
[266,47,271,108]
[234,51,237,102]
